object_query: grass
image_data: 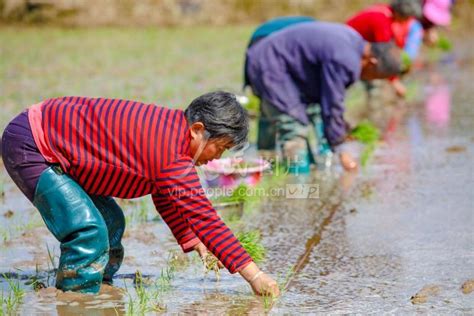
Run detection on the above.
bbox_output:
[0,25,253,131]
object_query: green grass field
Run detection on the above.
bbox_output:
[1,25,419,140]
[0,25,254,130]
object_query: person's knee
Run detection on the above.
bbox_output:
[88,222,109,254]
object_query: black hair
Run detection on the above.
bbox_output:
[185,91,249,150]
[371,42,403,76]
[391,0,422,18]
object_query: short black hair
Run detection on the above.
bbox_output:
[391,0,422,18]
[371,42,402,76]
[185,91,249,150]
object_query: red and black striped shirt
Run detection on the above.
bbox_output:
[29,96,252,273]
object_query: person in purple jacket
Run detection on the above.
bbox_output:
[245,22,403,171]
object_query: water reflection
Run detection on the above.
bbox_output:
[424,79,451,129]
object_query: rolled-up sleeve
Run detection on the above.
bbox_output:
[155,158,253,273]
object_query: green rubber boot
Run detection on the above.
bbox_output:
[33,166,109,294]
[90,196,125,283]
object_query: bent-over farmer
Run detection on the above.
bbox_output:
[1,91,279,296]
[245,22,402,171]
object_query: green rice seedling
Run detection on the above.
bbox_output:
[25,263,46,292]
[242,93,260,114]
[1,273,25,314]
[157,265,175,292]
[400,51,412,73]
[213,183,254,204]
[148,289,167,313]
[167,250,189,272]
[0,228,10,243]
[277,266,296,294]
[137,198,150,223]
[351,121,380,144]
[203,230,266,280]
[236,230,266,263]
[437,36,453,51]
[45,244,58,287]
[126,270,167,315]
[127,271,151,315]
[203,255,221,281]
[123,281,136,316]
[261,293,276,312]
[350,121,381,167]
[134,270,150,314]
[45,244,58,272]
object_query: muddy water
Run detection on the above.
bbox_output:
[269,55,474,313]
[1,48,474,314]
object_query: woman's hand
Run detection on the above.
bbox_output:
[193,242,224,269]
[339,152,358,171]
[424,29,439,46]
[391,79,407,98]
[239,262,280,297]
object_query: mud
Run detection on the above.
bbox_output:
[411,285,442,304]
[461,280,474,295]
[445,145,467,153]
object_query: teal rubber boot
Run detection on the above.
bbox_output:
[90,196,125,283]
[33,166,109,294]
[312,106,332,156]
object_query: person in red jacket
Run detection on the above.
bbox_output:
[347,0,422,97]
[1,91,279,296]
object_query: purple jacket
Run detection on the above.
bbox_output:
[246,22,366,147]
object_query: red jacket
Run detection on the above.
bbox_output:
[28,97,253,273]
[346,4,413,48]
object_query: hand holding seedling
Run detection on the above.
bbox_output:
[240,262,280,297]
[193,242,224,269]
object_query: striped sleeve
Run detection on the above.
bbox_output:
[156,158,253,273]
[151,192,200,252]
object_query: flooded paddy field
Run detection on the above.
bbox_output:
[1,29,473,314]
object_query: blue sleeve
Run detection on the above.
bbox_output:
[404,20,423,60]
[319,63,349,148]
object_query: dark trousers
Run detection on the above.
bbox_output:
[1,111,125,292]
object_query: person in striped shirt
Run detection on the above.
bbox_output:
[1,91,279,296]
